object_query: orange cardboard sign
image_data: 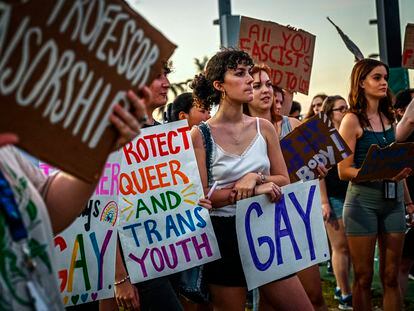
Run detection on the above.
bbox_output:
[239,16,316,95]
[0,0,176,182]
[353,143,414,182]
[280,113,352,182]
[402,24,414,69]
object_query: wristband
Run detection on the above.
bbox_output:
[257,172,265,184]
[114,275,130,286]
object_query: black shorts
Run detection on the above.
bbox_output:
[204,216,247,287]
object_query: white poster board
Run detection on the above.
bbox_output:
[236,180,329,290]
[118,120,220,283]
[41,152,120,306]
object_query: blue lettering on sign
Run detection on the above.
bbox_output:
[288,185,316,260]
[274,196,302,265]
[245,202,275,271]
[244,185,319,272]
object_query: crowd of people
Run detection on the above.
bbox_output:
[1,47,414,311]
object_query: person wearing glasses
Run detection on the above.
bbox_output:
[304,94,327,120]
[319,96,353,310]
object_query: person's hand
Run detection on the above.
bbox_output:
[115,279,140,310]
[111,87,151,150]
[0,133,19,147]
[322,203,332,222]
[316,164,329,179]
[254,182,282,202]
[232,173,260,202]
[390,167,412,182]
[198,197,212,210]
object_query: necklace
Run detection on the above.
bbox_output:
[231,117,245,145]
[368,113,388,147]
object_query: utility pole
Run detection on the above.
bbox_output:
[375,0,402,67]
[213,0,240,48]
[375,0,409,92]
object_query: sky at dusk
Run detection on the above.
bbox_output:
[127,0,414,111]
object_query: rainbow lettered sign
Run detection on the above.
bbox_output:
[41,152,120,306]
[118,120,220,283]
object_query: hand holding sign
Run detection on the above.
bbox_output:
[111,88,151,150]
[353,143,414,182]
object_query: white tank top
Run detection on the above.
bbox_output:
[209,117,270,216]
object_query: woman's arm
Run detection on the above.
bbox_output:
[261,118,290,186]
[319,179,331,222]
[396,98,414,142]
[338,113,362,181]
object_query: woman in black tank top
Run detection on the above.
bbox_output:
[338,59,412,311]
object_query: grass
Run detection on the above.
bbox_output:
[320,264,414,310]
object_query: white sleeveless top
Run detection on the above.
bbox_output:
[209,117,270,216]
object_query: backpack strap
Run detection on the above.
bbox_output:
[197,122,213,187]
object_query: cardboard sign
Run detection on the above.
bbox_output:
[40,153,120,306]
[0,1,176,182]
[239,16,315,95]
[280,113,352,182]
[236,180,329,290]
[353,142,414,182]
[402,24,414,69]
[118,120,220,283]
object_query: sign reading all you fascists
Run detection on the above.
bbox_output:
[402,23,414,69]
[239,16,316,95]
[118,120,220,283]
[0,0,176,182]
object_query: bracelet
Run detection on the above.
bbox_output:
[405,202,413,207]
[114,275,130,286]
[257,172,265,184]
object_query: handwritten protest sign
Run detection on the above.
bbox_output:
[0,0,176,182]
[236,180,329,290]
[281,112,352,182]
[40,152,120,306]
[239,16,316,94]
[353,142,414,182]
[118,120,220,283]
[402,24,414,69]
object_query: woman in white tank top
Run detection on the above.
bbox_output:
[191,50,312,311]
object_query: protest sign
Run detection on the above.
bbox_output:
[353,142,414,182]
[118,120,220,283]
[280,112,352,182]
[40,152,120,306]
[0,0,176,182]
[402,24,414,69]
[239,16,316,94]
[236,180,329,290]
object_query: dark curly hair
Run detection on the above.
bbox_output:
[348,58,394,127]
[190,49,253,109]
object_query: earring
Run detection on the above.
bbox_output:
[221,90,226,100]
